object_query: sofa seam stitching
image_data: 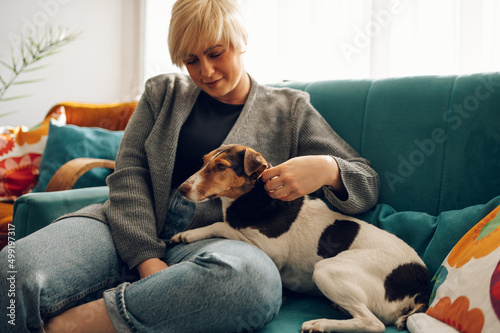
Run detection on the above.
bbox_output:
[359,80,374,156]
[436,75,459,214]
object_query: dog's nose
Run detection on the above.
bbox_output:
[178,183,191,197]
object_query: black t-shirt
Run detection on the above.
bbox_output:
[171,91,243,189]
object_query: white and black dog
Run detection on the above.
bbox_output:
[170,144,430,333]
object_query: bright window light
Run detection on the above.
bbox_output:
[144,0,500,85]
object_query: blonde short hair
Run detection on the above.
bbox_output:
[168,0,248,67]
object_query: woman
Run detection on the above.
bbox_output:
[0,0,379,332]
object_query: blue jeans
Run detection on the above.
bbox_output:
[0,190,282,332]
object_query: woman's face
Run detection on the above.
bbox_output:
[183,43,250,105]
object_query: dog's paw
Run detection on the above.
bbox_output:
[170,231,193,244]
[170,229,209,244]
[301,319,328,333]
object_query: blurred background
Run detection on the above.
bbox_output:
[1,0,499,127]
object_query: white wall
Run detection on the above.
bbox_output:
[0,0,143,127]
[143,0,179,80]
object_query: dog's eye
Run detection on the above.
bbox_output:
[217,164,227,171]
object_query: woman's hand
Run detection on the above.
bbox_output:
[137,258,168,279]
[261,155,347,201]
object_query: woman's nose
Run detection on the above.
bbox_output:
[200,58,215,78]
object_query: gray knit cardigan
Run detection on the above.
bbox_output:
[61,73,380,269]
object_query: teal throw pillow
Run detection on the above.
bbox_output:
[34,121,123,192]
[354,195,500,277]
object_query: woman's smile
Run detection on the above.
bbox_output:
[204,77,223,89]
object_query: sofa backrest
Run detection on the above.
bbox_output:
[44,77,499,216]
[276,72,500,216]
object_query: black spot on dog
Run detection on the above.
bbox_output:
[317,220,359,258]
[225,180,304,238]
[384,262,431,305]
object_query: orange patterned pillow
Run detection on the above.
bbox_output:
[0,109,65,201]
[424,205,500,333]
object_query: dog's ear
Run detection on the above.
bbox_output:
[243,148,268,179]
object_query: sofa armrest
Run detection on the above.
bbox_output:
[45,158,115,192]
[12,186,109,240]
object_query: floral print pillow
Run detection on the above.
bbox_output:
[0,109,65,201]
[426,205,500,333]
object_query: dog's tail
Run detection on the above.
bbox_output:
[394,301,428,330]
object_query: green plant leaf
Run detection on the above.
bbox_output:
[12,78,46,85]
[20,64,49,72]
[0,94,32,101]
[0,110,18,117]
[0,25,81,102]
[0,59,14,71]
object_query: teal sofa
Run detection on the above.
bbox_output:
[13,72,500,332]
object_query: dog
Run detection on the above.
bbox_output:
[170,144,430,333]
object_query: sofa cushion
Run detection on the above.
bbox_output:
[356,195,500,277]
[437,74,500,212]
[0,110,65,200]
[407,205,500,333]
[258,290,409,333]
[277,73,500,216]
[34,121,124,192]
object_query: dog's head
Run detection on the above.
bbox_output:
[178,144,268,202]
